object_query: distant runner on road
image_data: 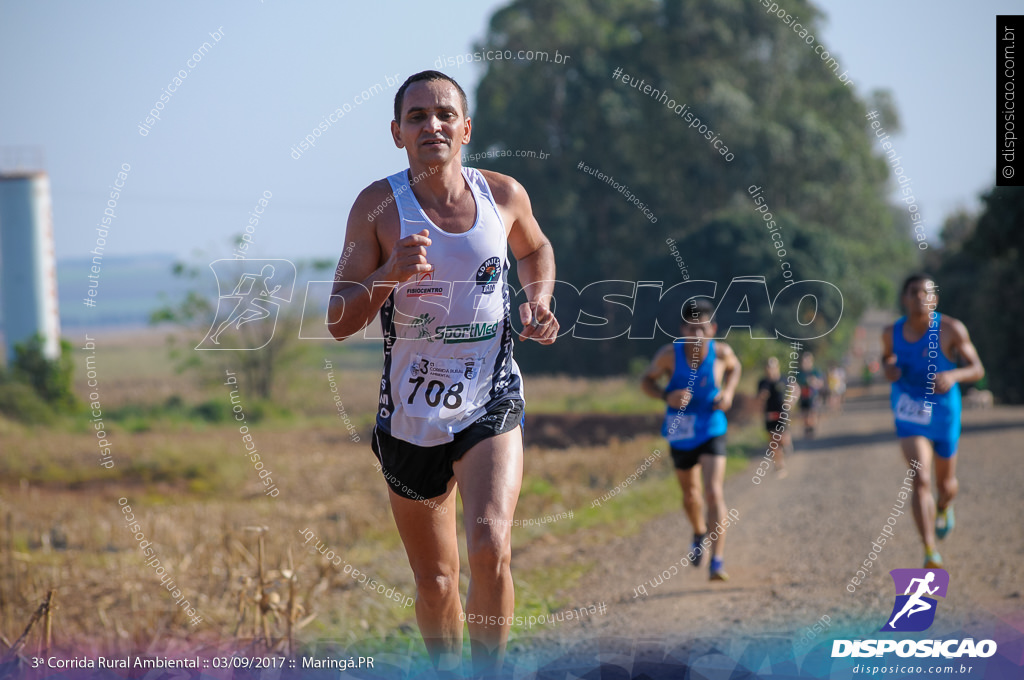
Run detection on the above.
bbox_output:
[642,298,741,581]
[882,273,984,568]
[796,351,824,438]
[757,357,792,477]
[827,363,847,412]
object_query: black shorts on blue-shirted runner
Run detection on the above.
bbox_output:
[669,434,727,471]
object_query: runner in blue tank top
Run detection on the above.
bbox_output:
[642,298,741,581]
[328,71,559,677]
[882,274,984,569]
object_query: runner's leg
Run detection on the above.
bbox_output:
[453,426,524,676]
[388,483,461,675]
[934,453,958,513]
[771,424,786,470]
[701,453,728,559]
[900,437,936,553]
[675,466,707,535]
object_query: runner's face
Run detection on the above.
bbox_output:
[766,361,780,380]
[680,316,714,341]
[902,279,938,316]
[392,80,470,164]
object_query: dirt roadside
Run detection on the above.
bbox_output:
[510,385,1024,673]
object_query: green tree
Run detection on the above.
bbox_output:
[468,0,915,374]
[933,188,1024,403]
[11,335,77,410]
[0,335,77,422]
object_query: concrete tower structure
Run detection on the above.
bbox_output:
[0,171,61,361]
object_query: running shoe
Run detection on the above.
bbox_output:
[936,506,955,540]
[690,533,706,567]
[709,556,729,581]
[924,550,943,569]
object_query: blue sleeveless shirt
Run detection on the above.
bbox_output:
[662,339,728,448]
[890,314,961,443]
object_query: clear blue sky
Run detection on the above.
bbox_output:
[0,0,1015,262]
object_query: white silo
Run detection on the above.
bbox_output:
[0,171,61,362]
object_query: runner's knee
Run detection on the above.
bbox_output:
[704,485,724,509]
[937,475,958,498]
[413,568,459,606]
[466,526,511,578]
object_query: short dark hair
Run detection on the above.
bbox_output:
[393,71,469,122]
[901,272,936,296]
[682,298,715,324]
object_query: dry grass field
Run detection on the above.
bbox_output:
[0,328,760,664]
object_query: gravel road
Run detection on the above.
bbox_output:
[511,386,1024,678]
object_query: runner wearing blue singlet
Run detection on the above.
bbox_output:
[642,298,741,581]
[328,71,559,677]
[882,274,984,569]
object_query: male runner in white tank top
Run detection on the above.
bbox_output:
[328,71,558,677]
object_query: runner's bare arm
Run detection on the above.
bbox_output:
[935,317,985,393]
[643,346,692,409]
[327,181,433,341]
[483,170,559,345]
[714,343,741,412]
[881,324,901,382]
[641,345,674,401]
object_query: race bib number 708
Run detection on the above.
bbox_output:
[401,354,480,420]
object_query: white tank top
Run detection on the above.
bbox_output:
[376,167,523,446]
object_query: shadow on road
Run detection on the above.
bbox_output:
[794,430,893,453]
[614,584,752,609]
[792,413,1024,453]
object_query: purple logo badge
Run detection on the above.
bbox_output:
[881,568,949,632]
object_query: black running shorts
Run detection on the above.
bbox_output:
[371,398,525,501]
[669,435,727,471]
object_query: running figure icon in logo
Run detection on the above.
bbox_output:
[881,568,949,632]
[199,260,296,350]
